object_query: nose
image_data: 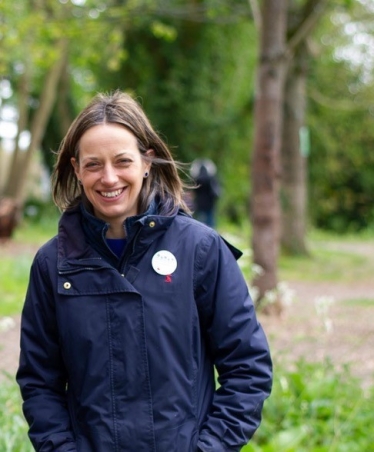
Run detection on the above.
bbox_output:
[101,164,118,185]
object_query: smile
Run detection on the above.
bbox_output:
[100,188,124,198]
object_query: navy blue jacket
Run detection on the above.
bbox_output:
[17,204,272,452]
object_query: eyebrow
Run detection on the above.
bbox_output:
[81,152,133,162]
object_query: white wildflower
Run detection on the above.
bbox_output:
[0,316,16,333]
[314,295,335,316]
[264,289,278,305]
[251,264,264,277]
[249,285,260,303]
[314,295,335,334]
[277,281,295,307]
[324,318,334,334]
[279,376,289,392]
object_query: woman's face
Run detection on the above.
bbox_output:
[71,123,152,227]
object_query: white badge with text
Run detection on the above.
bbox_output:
[152,250,177,275]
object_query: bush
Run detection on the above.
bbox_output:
[243,359,374,451]
[0,375,32,452]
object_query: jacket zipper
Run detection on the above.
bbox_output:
[121,227,142,275]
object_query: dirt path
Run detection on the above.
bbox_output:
[259,279,374,389]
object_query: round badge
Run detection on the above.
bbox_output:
[152,250,177,275]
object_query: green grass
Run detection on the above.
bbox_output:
[0,256,33,316]
[218,221,374,284]
[342,298,374,307]
[0,377,32,452]
[0,214,59,317]
[279,246,372,283]
[241,359,374,452]
[13,218,58,245]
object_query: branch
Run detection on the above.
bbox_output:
[309,86,368,112]
[248,0,262,32]
[286,0,329,56]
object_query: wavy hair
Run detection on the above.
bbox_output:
[52,90,191,216]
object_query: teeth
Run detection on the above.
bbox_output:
[101,189,122,198]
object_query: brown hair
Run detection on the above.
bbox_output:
[52,90,191,215]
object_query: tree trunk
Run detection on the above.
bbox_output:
[0,197,21,240]
[6,38,68,203]
[279,0,329,255]
[4,66,31,197]
[250,0,288,313]
[57,50,74,136]
[280,44,309,255]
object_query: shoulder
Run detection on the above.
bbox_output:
[172,213,218,242]
[171,214,241,259]
[32,236,58,271]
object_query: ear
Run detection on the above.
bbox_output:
[144,149,155,172]
[70,157,80,179]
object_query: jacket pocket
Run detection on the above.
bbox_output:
[155,417,198,452]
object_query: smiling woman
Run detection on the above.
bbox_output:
[16,90,272,452]
[71,124,153,238]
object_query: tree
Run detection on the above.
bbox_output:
[249,0,337,312]
[307,0,374,232]
[280,0,329,255]
[0,0,127,237]
[93,0,257,222]
[250,0,288,313]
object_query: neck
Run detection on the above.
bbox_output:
[106,223,126,239]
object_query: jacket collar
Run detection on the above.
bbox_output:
[57,198,183,270]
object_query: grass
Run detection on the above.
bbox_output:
[0,377,32,452]
[0,214,59,317]
[13,217,58,245]
[218,219,374,284]
[0,256,34,316]
[342,298,374,307]
[279,246,372,283]
[242,359,374,452]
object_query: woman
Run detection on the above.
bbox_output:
[17,91,272,452]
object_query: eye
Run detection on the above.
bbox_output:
[85,161,101,170]
[117,158,132,166]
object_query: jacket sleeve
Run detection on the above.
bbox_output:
[194,232,272,452]
[16,249,77,452]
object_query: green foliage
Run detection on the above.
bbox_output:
[0,377,32,452]
[0,256,32,316]
[0,203,59,317]
[242,359,374,452]
[307,2,374,233]
[279,245,372,283]
[93,3,257,220]
[23,198,60,225]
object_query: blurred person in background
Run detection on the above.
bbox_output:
[190,158,221,228]
[16,90,272,452]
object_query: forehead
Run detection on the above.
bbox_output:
[78,124,140,157]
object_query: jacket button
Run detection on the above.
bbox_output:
[63,282,71,289]
[149,221,156,228]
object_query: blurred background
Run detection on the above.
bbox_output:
[1,1,374,450]
[2,0,374,301]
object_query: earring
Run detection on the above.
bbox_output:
[78,179,82,185]
[144,172,149,178]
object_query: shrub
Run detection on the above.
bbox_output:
[243,359,374,451]
[0,375,32,452]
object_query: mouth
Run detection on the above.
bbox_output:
[99,188,124,198]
